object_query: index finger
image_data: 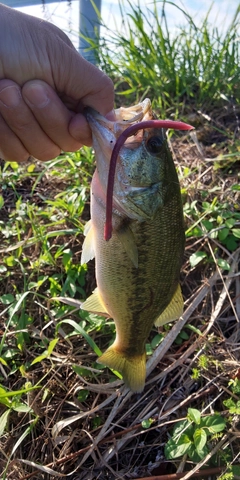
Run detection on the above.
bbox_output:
[50,45,115,116]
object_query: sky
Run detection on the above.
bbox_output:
[14,0,239,54]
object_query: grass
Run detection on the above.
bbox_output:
[0,1,240,478]
[95,0,240,116]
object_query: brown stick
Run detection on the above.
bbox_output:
[133,466,226,480]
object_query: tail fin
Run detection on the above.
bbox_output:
[97,346,146,393]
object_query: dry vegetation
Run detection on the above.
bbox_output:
[0,107,239,479]
[0,1,240,479]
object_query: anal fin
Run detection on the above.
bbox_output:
[154,284,184,327]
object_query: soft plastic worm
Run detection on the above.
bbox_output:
[104,119,194,240]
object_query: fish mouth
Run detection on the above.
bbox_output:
[86,98,152,126]
[85,98,154,156]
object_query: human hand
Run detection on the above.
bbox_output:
[0,5,114,162]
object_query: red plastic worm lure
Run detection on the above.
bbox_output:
[104,119,194,241]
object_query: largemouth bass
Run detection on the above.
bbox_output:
[81,99,192,393]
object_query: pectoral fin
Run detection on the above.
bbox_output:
[81,288,109,316]
[81,220,95,265]
[116,224,138,268]
[154,284,184,327]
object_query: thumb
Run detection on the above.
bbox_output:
[50,40,114,116]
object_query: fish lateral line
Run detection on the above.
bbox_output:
[104,119,194,241]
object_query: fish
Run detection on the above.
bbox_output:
[80,98,193,393]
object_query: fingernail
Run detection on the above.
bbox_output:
[105,109,116,121]
[24,84,49,108]
[0,86,21,107]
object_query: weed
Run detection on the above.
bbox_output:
[0,1,239,477]
[165,407,226,463]
[219,465,240,480]
[95,1,240,115]
[223,378,240,414]
[0,383,39,434]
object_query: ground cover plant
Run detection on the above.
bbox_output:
[0,1,239,479]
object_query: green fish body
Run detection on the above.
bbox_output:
[81,99,185,392]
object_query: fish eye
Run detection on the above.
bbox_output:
[146,136,164,154]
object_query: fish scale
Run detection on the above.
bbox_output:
[80,99,191,392]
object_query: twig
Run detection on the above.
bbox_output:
[207,243,239,324]
[20,253,239,478]
[133,465,228,480]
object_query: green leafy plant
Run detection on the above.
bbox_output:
[165,408,226,462]
[175,329,189,345]
[146,333,164,355]
[0,383,39,435]
[223,378,240,414]
[0,1,239,475]
[219,465,240,480]
[31,338,59,366]
[141,417,155,429]
[185,199,240,255]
